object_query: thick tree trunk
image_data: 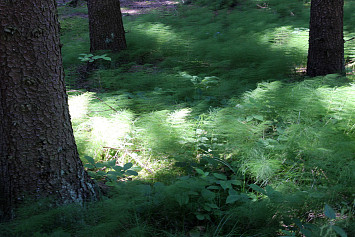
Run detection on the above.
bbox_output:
[87,0,127,52]
[0,0,98,220]
[307,0,345,77]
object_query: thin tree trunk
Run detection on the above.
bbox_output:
[88,0,127,52]
[0,0,98,220]
[307,0,345,77]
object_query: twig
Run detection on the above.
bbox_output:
[345,37,355,42]
[68,89,118,112]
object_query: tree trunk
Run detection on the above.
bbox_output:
[307,0,345,77]
[0,0,98,220]
[88,0,127,52]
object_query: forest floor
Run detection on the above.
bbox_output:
[120,0,180,15]
[58,0,180,17]
[3,1,353,236]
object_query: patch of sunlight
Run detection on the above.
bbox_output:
[317,78,355,133]
[168,108,191,125]
[261,25,308,55]
[137,108,195,154]
[90,110,134,148]
[168,108,195,142]
[135,22,190,50]
[68,92,92,120]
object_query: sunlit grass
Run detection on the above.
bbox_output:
[43,2,355,236]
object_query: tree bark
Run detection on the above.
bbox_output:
[0,0,98,220]
[307,0,345,77]
[87,0,127,52]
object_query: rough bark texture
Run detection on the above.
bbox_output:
[88,0,127,52]
[307,0,345,77]
[0,0,98,220]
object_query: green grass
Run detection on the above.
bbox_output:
[1,0,354,236]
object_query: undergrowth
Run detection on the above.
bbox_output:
[1,0,354,236]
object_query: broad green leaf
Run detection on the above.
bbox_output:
[95,163,104,168]
[324,204,336,219]
[195,168,205,175]
[203,205,211,211]
[226,194,241,204]
[96,171,106,176]
[84,156,95,165]
[131,166,142,172]
[217,181,232,190]
[249,184,266,194]
[113,166,123,172]
[299,228,312,237]
[201,189,215,200]
[226,189,240,204]
[331,226,347,237]
[228,188,238,196]
[246,116,253,122]
[125,170,138,176]
[106,174,117,181]
[207,185,220,190]
[107,171,120,176]
[123,162,133,170]
[230,180,242,186]
[202,172,210,177]
[253,115,264,121]
[176,194,189,206]
[196,214,205,220]
[212,173,227,180]
[84,164,95,169]
[265,185,275,194]
[107,160,116,167]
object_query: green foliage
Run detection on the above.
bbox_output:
[4,1,354,236]
[184,0,239,10]
[78,53,111,63]
[83,156,139,184]
[279,203,349,237]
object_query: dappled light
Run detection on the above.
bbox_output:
[1,0,354,236]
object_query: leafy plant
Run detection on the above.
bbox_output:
[83,156,139,184]
[280,204,348,237]
[78,53,111,63]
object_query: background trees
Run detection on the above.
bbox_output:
[87,0,127,52]
[0,0,97,220]
[307,0,345,77]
